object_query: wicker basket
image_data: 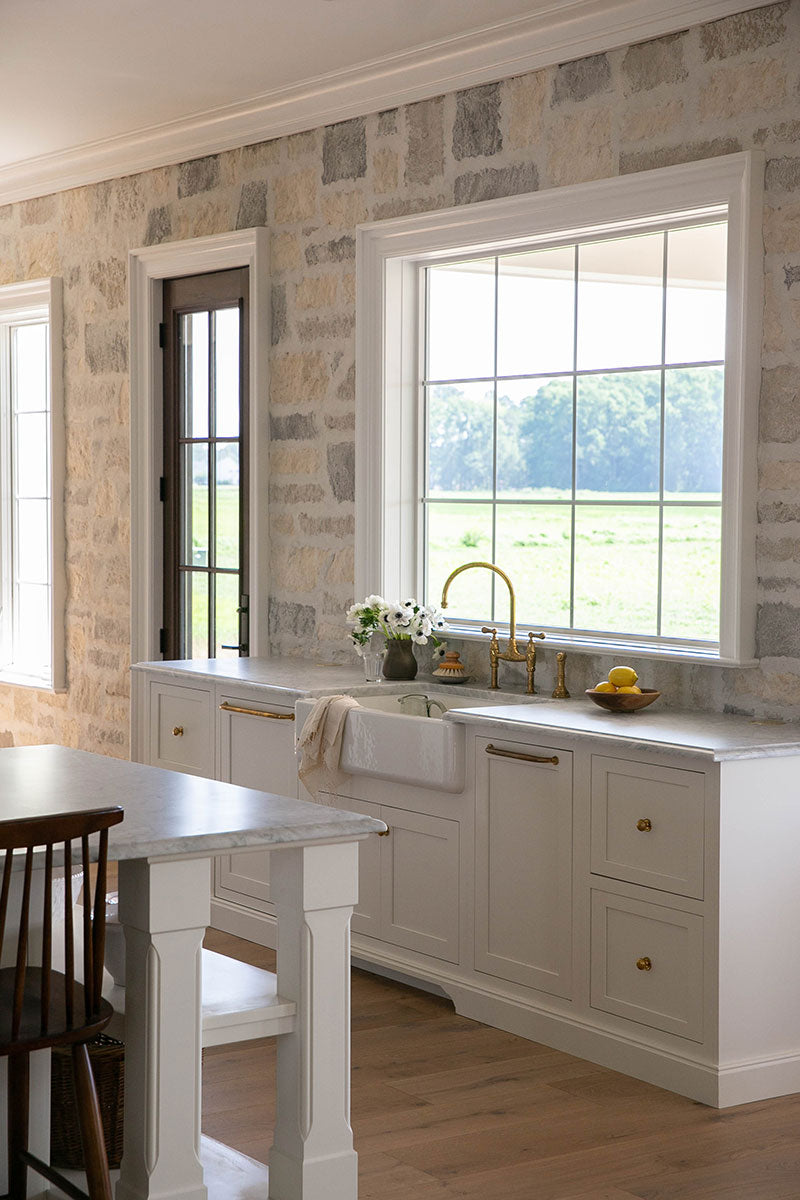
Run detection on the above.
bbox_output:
[50,1033,125,1169]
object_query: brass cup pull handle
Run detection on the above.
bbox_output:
[636,957,652,972]
[172,726,184,737]
[485,744,559,766]
[219,702,295,721]
[636,818,652,832]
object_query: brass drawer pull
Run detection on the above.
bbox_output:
[485,744,559,766]
[636,818,652,832]
[172,726,184,737]
[636,957,652,972]
[219,703,295,721]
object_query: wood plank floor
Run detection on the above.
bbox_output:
[202,929,800,1199]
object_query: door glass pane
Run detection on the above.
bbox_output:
[15,413,48,497]
[181,312,209,439]
[15,583,49,674]
[215,307,240,437]
[661,507,721,641]
[577,233,664,371]
[497,245,575,377]
[181,571,209,659]
[576,372,661,500]
[16,499,48,584]
[12,324,48,412]
[498,378,573,499]
[426,503,493,621]
[427,261,495,382]
[216,444,239,569]
[181,444,209,568]
[427,384,493,497]
[573,505,659,634]
[666,223,726,365]
[664,366,724,499]
[495,505,571,627]
[215,574,240,658]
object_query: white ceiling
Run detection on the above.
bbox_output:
[0,0,773,206]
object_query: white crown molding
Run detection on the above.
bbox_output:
[0,0,775,208]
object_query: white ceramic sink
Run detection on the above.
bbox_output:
[296,689,549,794]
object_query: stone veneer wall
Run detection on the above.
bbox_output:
[1,0,800,753]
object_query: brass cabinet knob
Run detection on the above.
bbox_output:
[636,818,652,832]
[636,956,652,971]
[172,726,184,737]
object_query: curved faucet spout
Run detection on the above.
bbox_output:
[440,561,518,653]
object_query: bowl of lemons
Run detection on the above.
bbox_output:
[585,666,660,713]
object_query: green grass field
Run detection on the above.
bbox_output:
[184,484,241,657]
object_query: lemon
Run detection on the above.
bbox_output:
[617,685,642,694]
[608,665,638,688]
[594,680,617,693]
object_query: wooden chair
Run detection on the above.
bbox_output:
[0,805,123,1200]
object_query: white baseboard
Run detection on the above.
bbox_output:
[210,897,277,950]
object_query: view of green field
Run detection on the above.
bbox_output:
[184,483,241,657]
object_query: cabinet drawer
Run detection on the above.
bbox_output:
[591,889,703,1042]
[591,756,705,898]
[149,683,214,776]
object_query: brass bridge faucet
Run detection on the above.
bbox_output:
[440,561,545,693]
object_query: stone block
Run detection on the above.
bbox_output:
[21,233,58,278]
[277,546,329,591]
[270,483,326,506]
[758,499,800,523]
[145,205,172,245]
[377,109,398,135]
[299,513,354,536]
[85,323,128,374]
[760,364,800,442]
[699,59,786,121]
[756,601,800,657]
[700,2,789,60]
[553,53,611,104]
[766,157,800,193]
[322,118,367,183]
[305,235,355,265]
[241,140,281,171]
[271,232,302,271]
[453,84,502,160]
[406,97,444,183]
[272,513,295,535]
[274,169,318,223]
[271,282,287,346]
[547,109,612,186]
[321,190,367,227]
[326,546,354,584]
[270,351,328,405]
[296,275,338,310]
[269,600,317,640]
[178,156,220,198]
[764,203,800,253]
[326,412,355,431]
[89,258,127,310]
[298,313,355,343]
[175,200,229,240]
[620,137,740,175]
[454,162,538,205]
[271,444,321,476]
[270,413,317,441]
[288,130,318,159]
[327,441,355,502]
[237,180,268,228]
[20,195,57,226]
[373,148,399,194]
[372,195,447,220]
[336,362,355,403]
[342,273,356,305]
[784,264,800,290]
[507,72,547,151]
[621,99,683,142]
[622,33,687,93]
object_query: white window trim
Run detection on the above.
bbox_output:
[0,277,65,690]
[129,228,269,666]
[356,152,764,666]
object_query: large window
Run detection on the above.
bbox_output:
[423,222,726,647]
[356,153,763,664]
[0,278,64,689]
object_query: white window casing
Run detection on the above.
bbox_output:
[355,152,764,665]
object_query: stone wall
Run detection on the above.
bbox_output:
[0,0,799,752]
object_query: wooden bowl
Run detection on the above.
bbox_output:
[585,687,661,713]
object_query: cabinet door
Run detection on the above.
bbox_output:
[149,682,214,776]
[475,737,573,997]
[325,793,382,937]
[214,695,297,913]
[381,808,459,962]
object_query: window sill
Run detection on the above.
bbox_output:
[442,622,758,669]
[0,669,64,692]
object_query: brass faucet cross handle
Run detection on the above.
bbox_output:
[440,561,544,693]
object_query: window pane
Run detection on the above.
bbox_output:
[661,507,721,641]
[498,378,573,499]
[427,261,495,381]
[215,573,240,658]
[664,366,724,498]
[181,444,209,567]
[214,307,240,437]
[14,583,49,675]
[181,312,209,438]
[16,499,48,584]
[497,246,575,376]
[216,444,240,568]
[12,324,48,412]
[181,571,209,659]
[15,413,48,497]
[577,233,664,371]
[426,503,493,620]
[576,372,661,499]
[573,505,659,634]
[427,383,493,497]
[495,504,571,627]
[666,223,726,365]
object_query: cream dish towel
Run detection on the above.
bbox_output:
[297,694,360,802]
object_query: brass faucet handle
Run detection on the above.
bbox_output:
[481,626,497,635]
[524,632,542,695]
[552,649,570,699]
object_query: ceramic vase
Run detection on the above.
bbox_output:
[382,637,417,681]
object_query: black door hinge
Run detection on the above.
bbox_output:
[158,322,166,349]
[159,628,168,655]
[159,476,167,502]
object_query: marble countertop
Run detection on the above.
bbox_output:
[444,700,800,761]
[0,745,386,859]
[133,657,367,699]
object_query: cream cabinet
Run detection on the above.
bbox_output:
[149,682,215,777]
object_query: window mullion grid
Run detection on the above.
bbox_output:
[0,326,11,670]
[657,232,669,638]
[422,268,431,608]
[490,257,499,624]
[569,244,579,630]
[208,310,216,659]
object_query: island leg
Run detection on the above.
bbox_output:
[116,856,210,1200]
[269,841,359,1200]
